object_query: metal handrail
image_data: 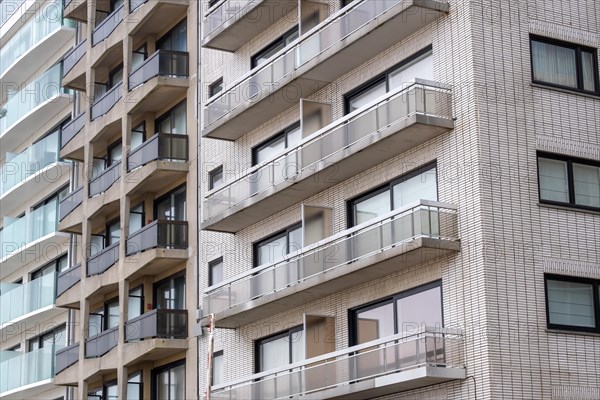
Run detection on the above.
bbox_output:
[92,4,124,45]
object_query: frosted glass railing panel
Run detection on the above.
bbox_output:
[0,347,55,393]
[0,272,56,325]
[204,0,254,38]
[0,0,26,27]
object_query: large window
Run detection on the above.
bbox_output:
[545,275,599,333]
[253,223,302,267]
[251,26,299,68]
[154,272,186,310]
[348,163,437,227]
[127,372,143,400]
[88,381,118,400]
[155,185,187,221]
[212,351,224,386]
[255,326,304,373]
[152,360,185,400]
[157,19,187,52]
[252,122,301,165]
[537,153,600,211]
[156,101,186,135]
[349,281,443,346]
[28,324,67,352]
[530,36,599,94]
[208,257,223,286]
[344,47,433,113]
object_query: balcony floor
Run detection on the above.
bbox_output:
[124,339,188,366]
[125,76,189,114]
[123,248,188,281]
[125,160,189,197]
[128,0,189,37]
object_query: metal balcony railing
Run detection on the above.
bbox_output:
[212,328,464,399]
[91,84,122,120]
[204,81,452,220]
[126,220,188,255]
[92,4,124,46]
[129,0,148,12]
[55,342,79,374]
[61,112,86,148]
[63,39,87,76]
[59,187,83,221]
[0,346,56,394]
[204,200,458,315]
[87,241,120,276]
[203,0,257,38]
[56,264,82,297]
[127,133,188,171]
[128,50,189,90]
[89,161,121,197]
[124,309,188,341]
[85,326,118,358]
[0,272,56,326]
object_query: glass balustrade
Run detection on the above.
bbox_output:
[0,272,57,325]
[0,347,55,393]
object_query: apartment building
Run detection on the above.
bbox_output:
[198,1,599,400]
[0,1,76,399]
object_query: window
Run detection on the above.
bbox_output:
[537,153,600,210]
[89,297,119,336]
[132,44,147,71]
[255,326,303,373]
[128,286,144,321]
[154,272,186,309]
[253,223,302,267]
[155,185,187,221]
[156,101,186,134]
[157,19,187,52]
[88,382,118,400]
[252,122,301,165]
[212,351,224,386]
[131,122,146,151]
[531,36,599,94]
[545,275,599,333]
[349,281,443,346]
[31,254,68,280]
[345,46,433,113]
[208,165,223,190]
[127,371,143,400]
[152,360,185,400]
[209,78,223,97]
[28,324,67,352]
[348,163,437,227]
[129,203,144,234]
[208,257,223,286]
[251,26,299,68]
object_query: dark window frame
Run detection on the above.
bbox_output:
[544,274,600,333]
[153,270,186,309]
[27,323,67,352]
[208,257,224,287]
[209,77,223,97]
[155,100,187,135]
[251,26,299,69]
[128,285,145,318]
[151,359,186,400]
[251,121,301,166]
[31,254,68,281]
[211,350,224,386]
[530,35,600,95]
[254,325,303,373]
[153,183,187,221]
[252,222,302,268]
[537,152,600,212]
[157,18,187,51]
[127,370,143,400]
[208,165,223,190]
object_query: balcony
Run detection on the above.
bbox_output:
[0,64,72,154]
[202,0,296,52]
[60,112,86,161]
[59,187,84,234]
[128,0,188,37]
[55,342,80,375]
[85,326,118,358]
[0,347,56,399]
[0,272,63,334]
[92,5,124,46]
[0,201,69,279]
[0,0,75,87]
[56,264,82,309]
[203,81,453,233]
[211,328,465,400]
[91,84,122,121]
[203,0,449,141]
[126,50,189,114]
[0,130,69,216]
[87,161,121,219]
[63,39,87,91]
[64,0,88,21]
[125,134,189,196]
[204,200,459,327]
[87,241,120,276]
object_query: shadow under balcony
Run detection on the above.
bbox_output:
[54,342,80,386]
[64,0,88,22]
[202,81,453,233]
[128,0,189,37]
[59,187,84,234]
[62,39,87,91]
[55,264,82,309]
[204,201,459,328]
[211,328,465,400]
[83,327,118,380]
[60,112,87,161]
[202,0,449,141]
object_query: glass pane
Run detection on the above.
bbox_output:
[210,169,223,189]
[573,163,600,208]
[109,143,122,164]
[90,234,105,256]
[581,51,596,92]
[106,383,118,400]
[286,124,302,147]
[171,364,185,399]
[130,210,143,233]
[256,135,285,165]
[389,51,434,89]
[131,126,145,150]
[396,286,442,333]
[531,40,577,88]
[547,279,595,328]
[287,226,303,253]
[108,221,120,245]
[107,300,119,328]
[392,167,437,208]
[356,302,394,343]
[352,190,391,226]
[212,353,224,386]
[348,81,386,113]
[173,103,187,134]
[259,336,289,372]
[538,158,569,203]
[290,329,304,363]
[157,370,169,400]
[257,234,287,266]
[210,260,223,286]
[128,288,142,320]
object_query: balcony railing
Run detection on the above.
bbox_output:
[0,272,56,326]
[59,187,83,221]
[127,133,188,171]
[128,50,189,90]
[0,130,61,197]
[91,84,122,120]
[87,241,120,276]
[205,0,422,128]
[204,81,451,221]
[0,63,69,135]
[126,220,188,255]
[203,0,253,38]
[85,326,118,358]
[129,0,148,12]
[0,0,26,27]
[92,4,124,46]
[55,342,79,374]
[212,328,464,399]
[204,200,457,315]
[124,309,188,341]
[63,39,87,76]
[56,264,81,297]
[0,347,56,394]
[0,200,59,260]
[61,112,86,148]
[89,161,121,197]
[0,0,74,76]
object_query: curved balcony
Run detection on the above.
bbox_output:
[60,112,86,161]
[203,81,453,233]
[204,200,459,328]
[63,39,87,91]
[0,0,75,86]
[0,347,57,399]
[212,328,465,400]
[203,0,449,140]
[0,64,72,154]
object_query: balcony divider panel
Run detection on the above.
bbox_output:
[63,39,87,75]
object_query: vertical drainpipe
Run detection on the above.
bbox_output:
[196,0,202,398]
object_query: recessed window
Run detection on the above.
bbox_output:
[253,223,302,267]
[538,153,600,210]
[208,257,223,286]
[209,78,223,97]
[209,165,223,190]
[251,26,299,68]
[212,350,224,386]
[530,36,599,94]
[252,122,301,165]
[151,360,185,400]
[255,326,304,373]
[127,372,143,400]
[545,275,599,333]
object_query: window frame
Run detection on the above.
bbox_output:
[544,274,600,333]
[31,254,68,281]
[208,165,223,190]
[251,121,301,166]
[529,35,600,95]
[27,323,67,352]
[151,359,186,400]
[254,325,303,373]
[209,77,223,98]
[155,100,187,135]
[208,257,224,287]
[252,222,303,268]
[153,183,187,221]
[251,26,299,69]
[211,350,224,386]
[537,152,600,212]
[153,270,186,309]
